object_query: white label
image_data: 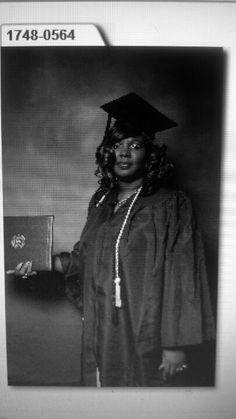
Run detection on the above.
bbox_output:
[1,24,105,47]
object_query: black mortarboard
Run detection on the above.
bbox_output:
[101,92,177,142]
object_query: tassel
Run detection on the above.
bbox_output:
[113,186,142,309]
[114,277,122,308]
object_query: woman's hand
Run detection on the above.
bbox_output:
[14,261,37,279]
[8,255,65,278]
[159,348,187,381]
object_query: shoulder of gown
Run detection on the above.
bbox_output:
[140,187,192,215]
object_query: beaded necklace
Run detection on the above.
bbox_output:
[115,188,141,210]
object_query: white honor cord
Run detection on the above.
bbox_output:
[114,185,142,308]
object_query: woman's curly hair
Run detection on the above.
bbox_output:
[95,120,174,196]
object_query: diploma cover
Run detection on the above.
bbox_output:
[4,215,54,271]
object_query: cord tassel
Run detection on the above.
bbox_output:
[113,186,142,309]
[114,277,122,308]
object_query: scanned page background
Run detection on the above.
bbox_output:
[0,2,236,418]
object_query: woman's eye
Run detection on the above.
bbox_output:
[112,141,143,151]
[112,143,120,150]
[130,143,141,150]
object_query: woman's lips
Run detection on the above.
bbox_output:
[117,162,132,169]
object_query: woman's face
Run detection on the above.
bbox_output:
[112,136,147,181]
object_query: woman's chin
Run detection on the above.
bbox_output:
[114,167,145,182]
[115,174,144,184]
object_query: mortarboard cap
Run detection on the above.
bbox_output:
[101,92,178,140]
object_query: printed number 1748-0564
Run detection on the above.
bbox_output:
[6,28,75,41]
[1,24,105,46]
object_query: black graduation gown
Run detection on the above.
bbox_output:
[64,188,215,386]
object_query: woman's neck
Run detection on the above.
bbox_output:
[117,178,143,198]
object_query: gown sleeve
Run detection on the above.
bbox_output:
[58,192,98,309]
[59,191,98,279]
[160,191,215,348]
[54,241,82,309]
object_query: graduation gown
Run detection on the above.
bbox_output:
[64,187,215,386]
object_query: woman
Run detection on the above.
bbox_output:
[16,93,215,387]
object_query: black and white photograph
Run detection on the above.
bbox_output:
[2,46,224,387]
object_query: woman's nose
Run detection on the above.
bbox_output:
[119,145,131,157]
